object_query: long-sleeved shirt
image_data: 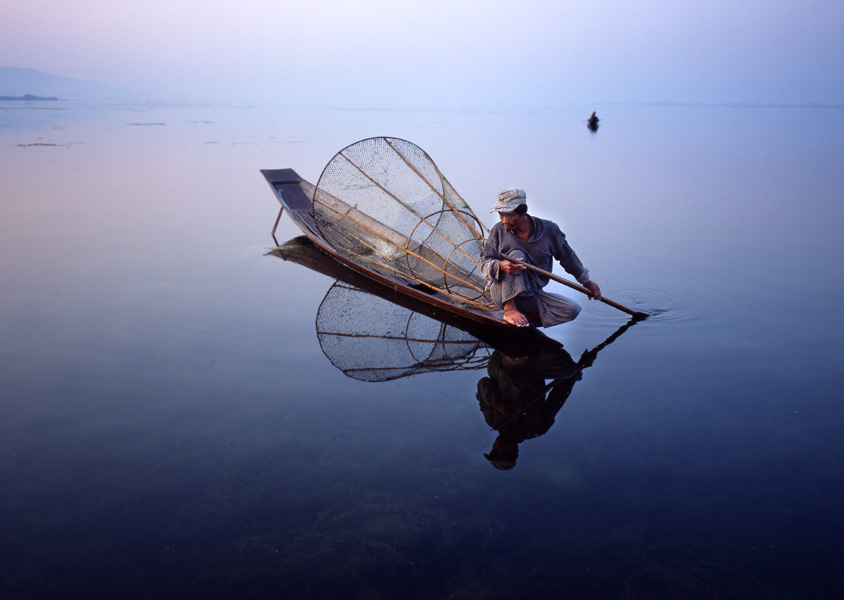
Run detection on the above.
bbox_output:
[481,216,591,287]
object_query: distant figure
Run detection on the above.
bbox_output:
[587,111,599,132]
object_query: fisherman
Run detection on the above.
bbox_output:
[481,188,601,327]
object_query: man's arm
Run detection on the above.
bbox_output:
[481,226,514,281]
[550,222,601,299]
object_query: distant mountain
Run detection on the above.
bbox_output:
[0,94,58,101]
[0,67,142,101]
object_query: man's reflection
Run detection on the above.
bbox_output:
[477,344,582,470]
[477,320,630,470]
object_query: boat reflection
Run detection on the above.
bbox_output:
[270,235,638,467]
[269,235,560,360]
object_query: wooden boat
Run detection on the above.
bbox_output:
[269,233,589,362]
[261,167,510,329]
[268,234,640,377]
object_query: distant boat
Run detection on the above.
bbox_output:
[587,111,599,131]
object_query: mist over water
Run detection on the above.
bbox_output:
[2,100,843,598]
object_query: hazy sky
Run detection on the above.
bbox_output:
[3,0,843,106]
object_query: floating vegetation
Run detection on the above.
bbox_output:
[0,106,68,111]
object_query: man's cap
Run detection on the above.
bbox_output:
[490,188,527,213]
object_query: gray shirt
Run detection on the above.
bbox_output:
[481,216,590,287]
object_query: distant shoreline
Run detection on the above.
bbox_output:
[0,94,59,101]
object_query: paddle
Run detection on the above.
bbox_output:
[499,255,648,320]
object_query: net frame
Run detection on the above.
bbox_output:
[313,137,494,309]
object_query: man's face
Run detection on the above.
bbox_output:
[499,212,522,234]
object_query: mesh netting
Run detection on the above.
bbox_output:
[313,137,493,307]
[316,281,490,382]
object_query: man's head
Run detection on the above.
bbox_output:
[484,437,519,470]
[490,188,527,214]
[491,188,529,234]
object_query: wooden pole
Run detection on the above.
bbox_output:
[500,256,648,319]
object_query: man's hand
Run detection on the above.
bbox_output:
[499,258,526,275]
[584,280,602,300]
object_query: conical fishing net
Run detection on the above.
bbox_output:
[316,281,490,382]
[313,137,493,308]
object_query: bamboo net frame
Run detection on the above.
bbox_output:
[313,137,495,309]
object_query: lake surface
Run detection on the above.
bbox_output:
[2,100,843,599]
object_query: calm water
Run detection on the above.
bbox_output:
[2,100,843,599]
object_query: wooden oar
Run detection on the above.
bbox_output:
[499,255,648,320]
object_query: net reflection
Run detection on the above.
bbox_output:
[316,281,490,382]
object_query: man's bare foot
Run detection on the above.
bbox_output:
[503,300,529,327]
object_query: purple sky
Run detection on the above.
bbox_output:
[3,0,842,106]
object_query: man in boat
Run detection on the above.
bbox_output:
[481,188,601,327]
